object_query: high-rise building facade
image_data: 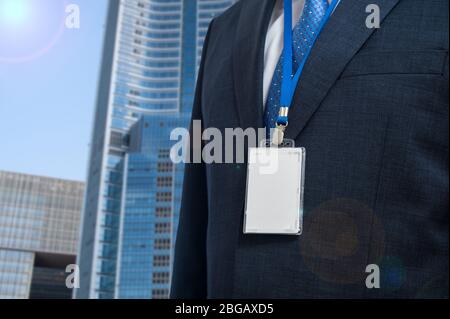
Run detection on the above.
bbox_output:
[0,170,83,299]
[116,115,186,299]
[77,0,236,299]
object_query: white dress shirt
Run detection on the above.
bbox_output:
[263,0,336,107]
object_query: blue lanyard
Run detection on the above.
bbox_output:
[277,0,339,126]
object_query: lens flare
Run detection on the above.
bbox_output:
[0,0,67,63]
[0,0,31,26]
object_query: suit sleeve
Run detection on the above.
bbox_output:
[170,19,214,299]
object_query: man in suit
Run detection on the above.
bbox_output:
[171,0,449,298]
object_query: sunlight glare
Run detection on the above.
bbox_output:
[0,0,31,27]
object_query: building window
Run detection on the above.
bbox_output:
[154,238,171,250]
[158,149,171,159]
[155,207,171,218]
[155,223,171,234]
[152,289,169,299]
[156,176,172,188]
[153,255,170,267]
[152,272,170,284]
[157,162,173,172]
[156,192,172,203]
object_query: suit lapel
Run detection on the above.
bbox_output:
[232,0,275,130]
[285,0,401,140]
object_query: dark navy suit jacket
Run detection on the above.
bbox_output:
[171,0,449,298]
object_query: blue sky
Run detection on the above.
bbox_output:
[0,0,109,181]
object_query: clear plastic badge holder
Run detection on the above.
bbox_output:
[243,138,306,235]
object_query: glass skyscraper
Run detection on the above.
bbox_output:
[116,115,186,299]
[0,170,83,299]
[77,0,237,299]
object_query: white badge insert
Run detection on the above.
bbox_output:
[244,147,305,235]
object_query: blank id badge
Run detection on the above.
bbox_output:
[244,140,306,235]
